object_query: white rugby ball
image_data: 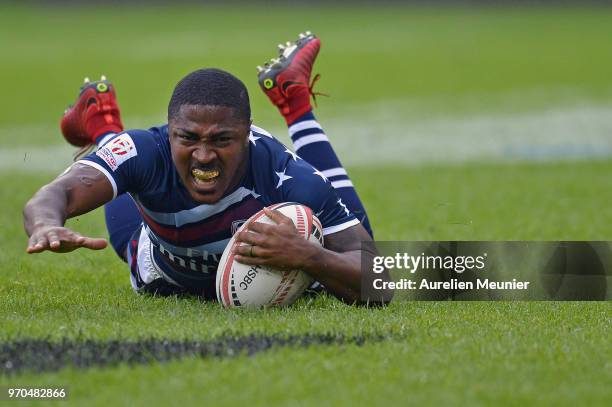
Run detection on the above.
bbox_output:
[216,202,324,308]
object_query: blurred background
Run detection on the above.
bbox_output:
[3,1,612,166]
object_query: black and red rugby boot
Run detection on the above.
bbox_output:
[60,75,124,156]
[257,31,324,125]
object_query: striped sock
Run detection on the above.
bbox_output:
[288,111,373,237]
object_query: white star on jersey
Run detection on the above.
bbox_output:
[249,133,261,146]
[275,169,292,189]
[284,148,300,161]
[313,169,328,182]
[337,198,350,216]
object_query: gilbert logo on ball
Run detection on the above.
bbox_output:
[216,202,324,308]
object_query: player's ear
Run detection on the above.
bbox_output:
[244,119,253,145]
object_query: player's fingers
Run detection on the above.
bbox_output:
[78,237,108,250]
[236,230,267,246]
[68,230,84,240]
[27,236,48,253]
[47,231,84,252]
[27,235,40,251]
[236,243,272,258]
[245,221,273,234]
[234,243,255,257]
[47,232,61,250]
[263,207,290,224]
[234,254,267,266]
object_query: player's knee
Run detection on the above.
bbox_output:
[109,234,129,262]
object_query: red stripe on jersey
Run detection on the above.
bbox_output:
[139,198,264,244]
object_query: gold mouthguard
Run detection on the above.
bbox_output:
[192,168,219,181]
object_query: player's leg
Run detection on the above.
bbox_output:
[61,76,143,261]
[104,194,143,260]
[257,32,373,236]
[126,225,194,296]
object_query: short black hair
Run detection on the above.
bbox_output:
[168,68,250,122]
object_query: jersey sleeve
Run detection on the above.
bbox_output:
[280,158,359,235]
[76,130,164,199]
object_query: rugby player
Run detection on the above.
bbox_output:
[23,33,379,303]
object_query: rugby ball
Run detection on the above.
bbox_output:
[216,202,324,308]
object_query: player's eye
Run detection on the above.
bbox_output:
[215,137,232,146]
[178,133,197,142]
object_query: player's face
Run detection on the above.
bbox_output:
[169,104,250,204]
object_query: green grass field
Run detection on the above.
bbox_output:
[1,4,611,406]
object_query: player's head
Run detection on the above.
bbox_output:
[167,68,252,204]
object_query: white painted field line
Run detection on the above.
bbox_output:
[0,145,74,175]
[272,103,612,166]
[1,103,611,174]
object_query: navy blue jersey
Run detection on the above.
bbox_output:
[78,124,358,291]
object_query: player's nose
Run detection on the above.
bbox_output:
[192,145,217,163]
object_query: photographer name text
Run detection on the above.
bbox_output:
[371,253,530,291]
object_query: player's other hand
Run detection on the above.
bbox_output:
[26,225,107,254]
[233,207,319,270]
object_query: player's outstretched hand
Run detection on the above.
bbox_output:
[26,225,108,254]
[233,207,319,270]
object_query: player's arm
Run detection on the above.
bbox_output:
[234,208,392,304]
[303,221,377,303]
[23,163,113,254]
